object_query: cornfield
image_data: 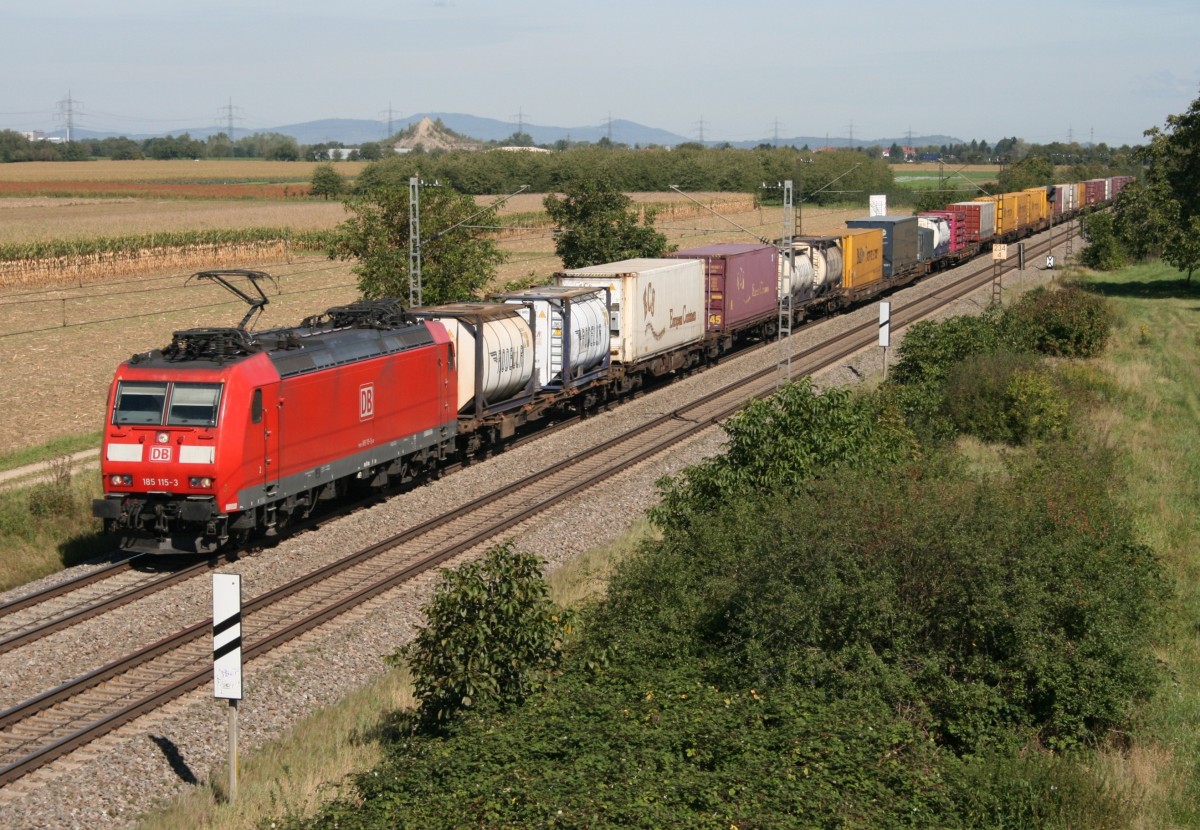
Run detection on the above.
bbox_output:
[0,229,334,288]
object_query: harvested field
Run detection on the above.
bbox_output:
[0,194,863,455]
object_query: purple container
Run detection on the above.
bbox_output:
[669,243,779,334]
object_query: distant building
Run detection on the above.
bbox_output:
[21,130,63,143]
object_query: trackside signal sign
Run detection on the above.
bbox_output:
[213,574,242,700]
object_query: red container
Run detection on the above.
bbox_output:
[947,202,994,243]
[669,243,779,334]
[1083,179,1108,206]
[1109,176,1134,199]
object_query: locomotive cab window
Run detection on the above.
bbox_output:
[167,383,222,426]
[113,381,168,425]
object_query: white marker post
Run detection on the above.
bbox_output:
[879,301,891,379]
[213,574,242,802]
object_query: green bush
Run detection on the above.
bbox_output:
[651,378,915,532]
[626,440,1168,753]
[1006,368,1071,442]
[890,312,1007,388]
[943,355,1070,444]
[1003,285,1113,358]
[1080,211,1127,271]
[397,540,570,726]
[943,351,1039,442]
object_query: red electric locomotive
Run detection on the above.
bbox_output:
[92,271,457,554]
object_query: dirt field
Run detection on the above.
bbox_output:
[0,194,862,455]
[0,159,369,183]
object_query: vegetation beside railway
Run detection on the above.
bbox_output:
[248,273,1189,830]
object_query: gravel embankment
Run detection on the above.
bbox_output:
[0,260,1055,829]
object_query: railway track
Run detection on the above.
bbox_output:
[0,226,1068,787]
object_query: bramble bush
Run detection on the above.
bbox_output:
[887,287,1111,443]
[281,288,1149,829]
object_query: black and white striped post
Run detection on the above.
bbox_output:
[879,301,891,379]
[213,573,242,802]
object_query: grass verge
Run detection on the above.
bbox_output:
[1079,263,1200,828]
[0,459,106,592]
[0,432,100,473]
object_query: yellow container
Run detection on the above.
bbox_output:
[840,228,884,289]
[974,193,1023,236]
[1022,188,1049,224]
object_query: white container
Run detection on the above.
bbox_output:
[413,304,534,414]
[917,215,950,255]
[496,286,610,388]
[1055,183,1078,212]
[556,258,706,364]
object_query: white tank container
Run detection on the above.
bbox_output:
[779,247,816,302]
[414,304,534,414]
[497,286,610,388]
[793,241,843,293]
[556,258,705,364]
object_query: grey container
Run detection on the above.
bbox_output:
[917,226,934,262]
[845,215,919,278]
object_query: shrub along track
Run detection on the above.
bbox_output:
[0,226,1068,790]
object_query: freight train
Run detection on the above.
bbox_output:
[92,176,1130,554]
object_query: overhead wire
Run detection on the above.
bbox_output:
[0,278,358,340]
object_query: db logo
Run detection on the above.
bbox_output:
[359,384,375,421]
[150,446,172,462]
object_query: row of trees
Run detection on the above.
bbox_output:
[0,129,399,163]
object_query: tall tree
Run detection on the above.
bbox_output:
[1163,215,1200,282]
[1142,89,1200,224]
[1108,87,1200,276]
[329,179,507,304]
[309,163,347,199]
[544,178,671,268]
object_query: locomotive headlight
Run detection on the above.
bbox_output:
[156,432,169,444]
[110,474,133,486]
[189,476,214,488]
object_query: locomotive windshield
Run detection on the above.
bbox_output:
[167,383,222,426]
[113,381,167,425]
[113,381,222,427]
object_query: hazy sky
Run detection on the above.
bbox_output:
[3,0,1196,146]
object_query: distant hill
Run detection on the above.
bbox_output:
[61,115,963,151]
